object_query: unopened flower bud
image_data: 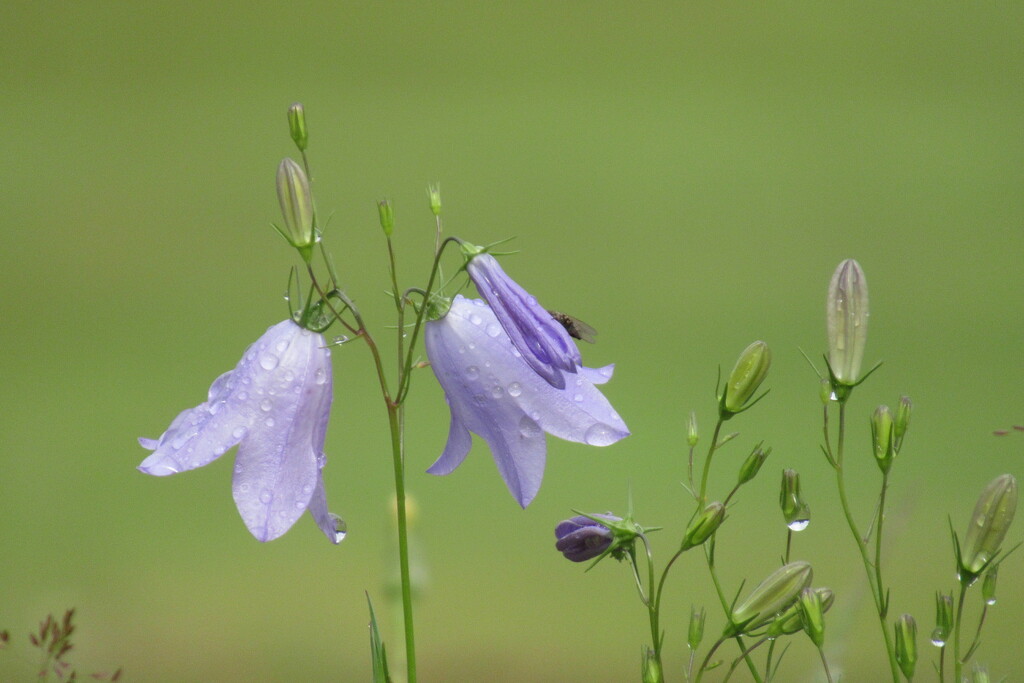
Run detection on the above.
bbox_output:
[982,565,999,605]
[687,410,699,447]
[721,341,771,417]
[428,182,442,216]
[377,199,394,237]
[726,561,812,636]
[682,502,725,550]
[871,405,895,474]
[930,592,953,647]
[641,648,663,683]
[971,663,991,683]
[799,587,826,647]
[276,158,315,254]
[826,258,868,387]
[894,395,912,452]
[961,474,1018,579]
[737,445,770,486]
[894,613,918,679]
[766,587,834,638]
[780,469,811,531]
[688,606,706,650]
[287,102,308,151]
[819,377,832,404]
[554,514,619,563]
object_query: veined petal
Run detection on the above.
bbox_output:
[467,253,580,389]
[425,296,629,507]
[230,321,333,542]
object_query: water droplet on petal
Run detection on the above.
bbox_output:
[282,369,295,382]
[232,426,248,440]
[518,415,543,439]
[469,313,483,326]
[465,366,480,380]
[573,393,583,402]
[508,382,522,397]
[265,417,275,427]
[491,386,504,399]
[485,323,501,338]
[294,501,306,510]
[213,444,226,456]
[237,391,249,401]
[788,519,810,532]
[259,490,273,504]
[599,366,613,378]
[329,513,348,543]
[583,423,617,446]
[314,368,328,385]
[259,353,280,370]
[260,399,273,412]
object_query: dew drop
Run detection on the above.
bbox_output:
[329,513,348,543]
[264,417,276,428]
[583,423,617,446]
[986,596,997,606]
[508,382,522,397]
[259,490,273,504]
[302,483,313,495]
[239,483,250,493]
[314,368,328,385]
[930,636,946,647]
[259,353,280,371]
[787,519,811,532]
[485,323,502,338]
[232,426,248,440]
[213,444,226,456]
[260,399,273,412]
[469,313,483,326]
[573,393,583,402]
[465,366,480,380]
[237,391,249,401]
[282,369,295,382]
[599,366,613,379]
[294,501,305,510]
[491,386,504,399]
[518,415,543,439]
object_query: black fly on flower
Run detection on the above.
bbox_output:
[548,310,597,344]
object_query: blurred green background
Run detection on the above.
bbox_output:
[2,2,1022,681]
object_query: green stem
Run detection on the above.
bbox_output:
[639,537,664,681]
[387,402,417,683]
[816,645,835,683]
[832,402,900,682]
[698,418,725,505]
[704,541,762,683]
[953,581,967,682]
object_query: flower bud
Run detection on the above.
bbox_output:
[871,405,895,474]
[818,378,832,404]
[766,587,834,638]
[428,182,442,216]
[780,469,811,532]
[894,613,918,679]
[682,502,725,551]
[641,648,663,683]
[971,663,991,683]
[688,606,706,650]
[893,395,912,452]
[961,474,1018,579]
[554,514,619,563]
[737,445,770,486]
[826,258,868,386]
[721,341,771,417]
[982,564,999,605]
[276,158,315,253]
[930,592,953,647]
[726,561,812,636]
[799,587,826,647]
[687,410,699,447]
[377,199,395,237]
[287,102,308,151]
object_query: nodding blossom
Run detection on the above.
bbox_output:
[466,252,581,389]
[138,319,340,544]
[424,296,629,507]
[554,514,621,562]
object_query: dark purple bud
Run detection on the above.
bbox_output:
[555,514,621,562]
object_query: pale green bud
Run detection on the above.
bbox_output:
[641,648,663,683]
[726,561,813,636]
[276,158,315,254]
[930,592,953,647]
[682,502,725,551]
[798,587,826,647]
[894,395,912,452]
[737,445,770,486]
[961,474,1017,578]
[894,613,918,679]
[687,606,706,650]
[982,564,999,605]
[377,199,395,237]
[428,182,442,216]
[766,587,834,638]
[971,663,991,683]
[780,469,810,531]
[287,102,308,151]
[687,410,699,447]
[827,258,868,386]
[721,341,771,417]
[871,405,895,474]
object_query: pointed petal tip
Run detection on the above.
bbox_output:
[137,462,180,476]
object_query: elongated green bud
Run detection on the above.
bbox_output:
[641,648,662,683]
[287,102,308,151]
[682,502,725,550]
[428,182,442,216]
[894,395,912,452]
[799,587,825,647]
[688,606,706,650]
[827,258,868,387]
[377,199,394,237]
[767,587,834,637]
[971,663,991,683]
[982,565,999,605]
[871,405,895,474]
[930,592,953,647]
[721,341,771,417]
[276,158,315,255]
[726,561,812,636]
[737,445,770,486]
[780,469,810,531]
[894,613,917,679]
[687,410,699,447]
[961,474,1018,579]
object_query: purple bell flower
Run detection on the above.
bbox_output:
[424,296,629,507]
[554,514,621,562]
[466,252,581,389]
[138,319,340,544]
